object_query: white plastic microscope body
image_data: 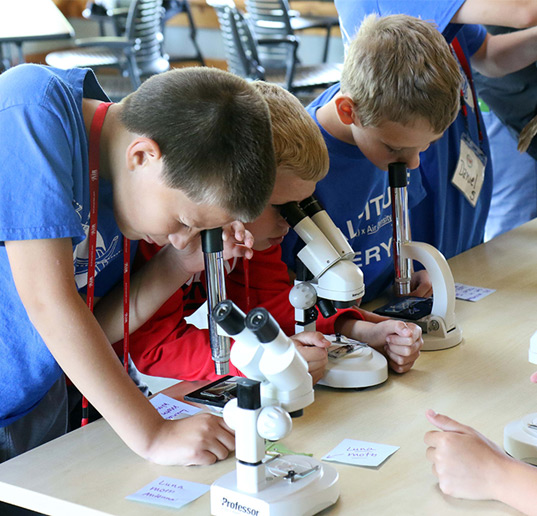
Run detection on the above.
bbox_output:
[503,331,537,465]
[399,241,463,350]
[281,198,388,389]
[224,303,314,414]
[210,303,339,516]
[222,381,292,494]
[290,202,365,311]
[388,162,462,351]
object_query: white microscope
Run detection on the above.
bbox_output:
[503,331,537,465]
[210,300,339,516]
[278,196,388,388]
[373,162,463,351]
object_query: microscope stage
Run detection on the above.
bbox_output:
[504,412,537,465]
[317,335,388,388]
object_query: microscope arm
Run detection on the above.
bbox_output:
[401,241,457,331]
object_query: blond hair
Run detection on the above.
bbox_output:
[341,14,462,133]
[252,81,328,182]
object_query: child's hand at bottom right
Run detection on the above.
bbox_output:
[424,372,537,515]
[424,410,509,500]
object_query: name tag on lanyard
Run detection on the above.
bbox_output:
[452,133,486,207]
[450,37,487,207]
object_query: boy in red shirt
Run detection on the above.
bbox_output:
[125,82,423,384]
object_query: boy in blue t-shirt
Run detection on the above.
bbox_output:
[334,0,537,259]
[282,14,462,303]
[0,64,276,465]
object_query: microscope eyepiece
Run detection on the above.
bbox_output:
[299,195,323,216]
[277,202,307,228]
[213,299,233,320]
[213,300,246,336]
[388,162,408,188]
[245,307,279,343]
[201,227,224,253]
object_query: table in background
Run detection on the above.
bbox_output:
[0,220,536,515]
[0,0,74,69]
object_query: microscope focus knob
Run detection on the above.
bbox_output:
[257,406,292,441]
[222,398,239,430]
[289,282,317,310]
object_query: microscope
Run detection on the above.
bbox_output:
[373,163,463,351]
[210,301,339,516]
[503,331,537,465]
[279,197,388,388]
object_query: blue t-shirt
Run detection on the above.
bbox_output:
[0,64,134,426]
[335,0,467,43]
[281,84,427,303]
[333,0,492,259]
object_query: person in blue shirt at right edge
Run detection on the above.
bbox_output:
[334,2,537,513]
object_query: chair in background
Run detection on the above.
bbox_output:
[163,0,205,65]
[82,1,130,37]
[207,0,341,96]
[87,0,205,65]
[46,0,169,101]
[244,0,339,64]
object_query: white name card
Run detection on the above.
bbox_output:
[322,438,399,467]
[127,476,209,509]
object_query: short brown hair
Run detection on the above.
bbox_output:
[341,14,462,133]
[119,67,276,221]
[252,81,328,182]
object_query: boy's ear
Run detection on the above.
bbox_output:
[335,95,359,126]
[126,137,162,170]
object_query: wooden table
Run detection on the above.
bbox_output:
[0,0,74,68]
[1,220,536,515]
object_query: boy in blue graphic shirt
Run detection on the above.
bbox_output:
[335,0,537,260]
[282,14,462,303]
[0,64,276,465]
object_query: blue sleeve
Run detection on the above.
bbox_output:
[459,24,487,56]
[0,103,84,244]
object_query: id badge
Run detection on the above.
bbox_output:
[451,133,487,207]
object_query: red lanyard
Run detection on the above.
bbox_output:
[452,37,484,143]
[82,102,131,426]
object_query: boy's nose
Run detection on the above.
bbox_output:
[406,152,421,170]
[168,232,197,250]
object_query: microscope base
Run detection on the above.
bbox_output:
[504,413,537,465]
[421,318,462,351]
[317,336,388,389]
[210,455,339,516]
